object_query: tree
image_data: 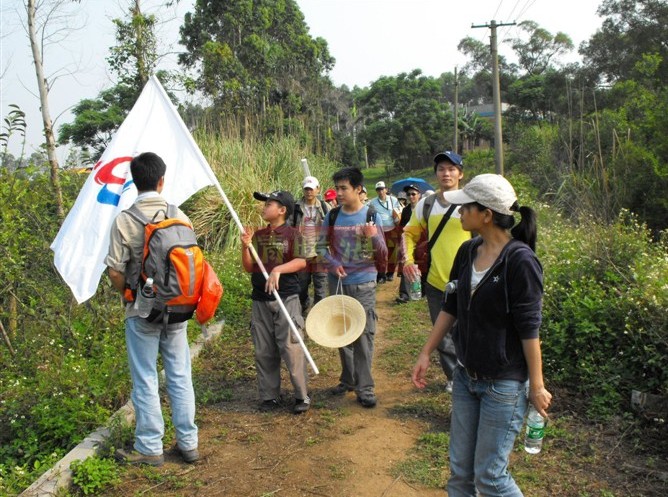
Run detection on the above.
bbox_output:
[357,69,451,170]
[508,20,573,76]
[458,110,493,151]
[1,105,27,171]
[506,69,573,121]
[58,84,136,157]
[179,0,334,115]
[456,36,517,104]
[25,0,76,218]
[580,0,668,83]
[59,1,162,159]
[107,0,157,93]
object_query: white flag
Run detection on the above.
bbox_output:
[50,76,216,303]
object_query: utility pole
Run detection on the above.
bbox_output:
[472,20,515,176]
[453,66,459,154]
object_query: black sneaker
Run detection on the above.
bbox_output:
[386,273,394,282]
[396,296,409,304]
[259,399,281,412]
[293,397,311,414]
[377,276,387,284]
[330,383,354,396]
[357,394,377,408]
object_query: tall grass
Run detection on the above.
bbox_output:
[186,129,340,251]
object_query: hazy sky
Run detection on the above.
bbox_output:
[1,0,604,158]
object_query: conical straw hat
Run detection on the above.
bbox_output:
[305,294,367,348]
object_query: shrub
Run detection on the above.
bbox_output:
[70,457,120,495]
[539,208,668,417]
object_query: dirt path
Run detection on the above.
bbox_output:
[106,279,447,497]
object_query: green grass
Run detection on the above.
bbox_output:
[392,431,449,487]
[377,299,432,375]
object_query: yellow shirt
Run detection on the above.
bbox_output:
[403,193,470,291]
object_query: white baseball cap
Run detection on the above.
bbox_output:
[302,176,320,189]
[443,174,518,215]
[375,181,386,189]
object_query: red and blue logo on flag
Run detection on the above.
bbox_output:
[93,156,134,206]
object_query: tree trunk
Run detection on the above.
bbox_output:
[27,0,64,219]
[132,0,149,87]
[9,293,17,336]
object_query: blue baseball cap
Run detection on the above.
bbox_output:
[433,150,463,169]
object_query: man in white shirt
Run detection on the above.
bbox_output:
[369,181,401,283]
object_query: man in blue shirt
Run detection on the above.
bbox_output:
[318,168,388,407]
[369,181,401,282]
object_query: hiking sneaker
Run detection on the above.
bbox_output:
[377,276,387,284]
[331,383,354,396]
[445,381,453,394]
[115,448,164,467]
[178,447,200,464]
[386,273,395,282]
[357,394,377,408]
[293,397,311,414]
[259,398,281,412]
[396,296,409,304]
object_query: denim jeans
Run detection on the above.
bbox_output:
[125,317,198,456]
[447,366,528,497]
[425,282,458,380]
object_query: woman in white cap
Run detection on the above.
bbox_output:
[412,174,551,497]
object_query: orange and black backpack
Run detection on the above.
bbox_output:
[124,204,220,326]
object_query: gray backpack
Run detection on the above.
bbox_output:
[125,204,204,325]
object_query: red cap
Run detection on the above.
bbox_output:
[324,189,336,201]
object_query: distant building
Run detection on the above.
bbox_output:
[466,103,510,118]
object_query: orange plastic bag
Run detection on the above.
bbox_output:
[195,261,223,324]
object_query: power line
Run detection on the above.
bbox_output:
[493,0,506,20]
[501,0,536,39]
[504,0,523,24]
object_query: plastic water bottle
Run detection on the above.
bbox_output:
[135,277,156,318]
[409,269,422,300]
[524,404,545,454]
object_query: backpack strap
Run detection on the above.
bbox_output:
[329,205,376,226]
[328,205,342,226]
[124,204,150,226]
[427,204,457,253]
[422,194,436,232]
[166,204,178,219]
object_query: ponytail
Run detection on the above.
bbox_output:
[510,206,537,252]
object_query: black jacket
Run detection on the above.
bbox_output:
[442,237,543,381]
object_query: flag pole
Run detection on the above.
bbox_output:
[212,183,319,375]
[150,77,319,375]
[301,158,311,178]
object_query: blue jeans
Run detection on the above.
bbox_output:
[125,317,198,456]
[447,366,528,497]
[425,282,457,380]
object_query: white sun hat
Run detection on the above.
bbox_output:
[305,294,366,348]
[443,174,518,215]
